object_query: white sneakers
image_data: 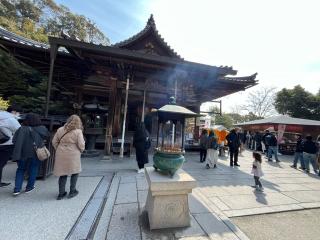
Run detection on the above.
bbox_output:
[137,169,144,174]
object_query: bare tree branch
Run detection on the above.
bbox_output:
[243,86,277,117]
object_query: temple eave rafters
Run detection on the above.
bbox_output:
[218,72,258,84]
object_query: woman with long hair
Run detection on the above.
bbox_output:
[12,113,49,196]
[52,115,85,200]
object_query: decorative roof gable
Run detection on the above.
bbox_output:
[113,15,182,59]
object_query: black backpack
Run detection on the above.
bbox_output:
[0,127,10,144]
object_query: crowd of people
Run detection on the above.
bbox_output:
[199,127,242,169]
[199,126,320,191]
[0,107,85,200]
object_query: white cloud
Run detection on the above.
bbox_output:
[144,0,320,112]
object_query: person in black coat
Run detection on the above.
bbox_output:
[302,135,319,174]
[226,128,241,167]
[291,134,305,170]
[199,129,208,162]
[262,130,270,155]
[12,113,49,196]
[133,122,150,173]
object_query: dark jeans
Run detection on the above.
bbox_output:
[0,145,14,182]
[59,174,79,195]
[293,152,305,168]
[254,176,262,188]
[230,150,239,165]
[137,162,145,169]
[14,158,40,192]
[200,148,207,162]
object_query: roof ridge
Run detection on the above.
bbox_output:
[112,14,182,59]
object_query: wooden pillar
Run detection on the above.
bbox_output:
[45,44,57,118]
[104,80,117,155]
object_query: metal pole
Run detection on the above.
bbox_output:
[171,79,178,148]
[120,75,130,158]
[141,89,146,122]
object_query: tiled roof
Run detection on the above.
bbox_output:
[219,73,258,83]
[0,26,68,53]
[236,115,320,126]
[112,14,182,59]
[0,26,49,49]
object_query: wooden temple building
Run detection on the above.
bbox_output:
[0,15,258,155]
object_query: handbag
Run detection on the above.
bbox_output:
[29,127,50,161]
[0,127,10,144]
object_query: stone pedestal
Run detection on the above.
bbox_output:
[144,167,197,230]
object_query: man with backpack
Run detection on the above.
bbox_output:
[266,132,280,162]
[0,108,21,187]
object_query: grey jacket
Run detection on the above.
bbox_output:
[12,125,50,160]
[0,111,21,145]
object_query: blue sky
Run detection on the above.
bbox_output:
[55,0,320,112]
[55,0,150,43]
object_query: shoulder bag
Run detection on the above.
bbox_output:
[56,129,72,147]
[29,127,50,161]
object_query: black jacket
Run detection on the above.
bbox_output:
[262,133,270,145]
[133,124,149,164]
[295,138,303,152]
[226,132,241,150]
[12,125,49,160]
[302,140,318,154]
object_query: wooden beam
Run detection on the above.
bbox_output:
[45,44,57,117]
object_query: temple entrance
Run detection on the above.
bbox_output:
[77,89,110,154]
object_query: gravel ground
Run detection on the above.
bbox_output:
[232,209,320,240]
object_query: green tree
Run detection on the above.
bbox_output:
[0,0,109,44]
[0,0,110,114]
[0,97,9,110]
[274,85,320,120]
[215,114,233,129]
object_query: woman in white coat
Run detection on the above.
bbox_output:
[52,115,85,200]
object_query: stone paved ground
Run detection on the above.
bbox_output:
[232,209,320,240]
[0,161,102,240]
[1,149,320,240]
[97,150,320,240]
